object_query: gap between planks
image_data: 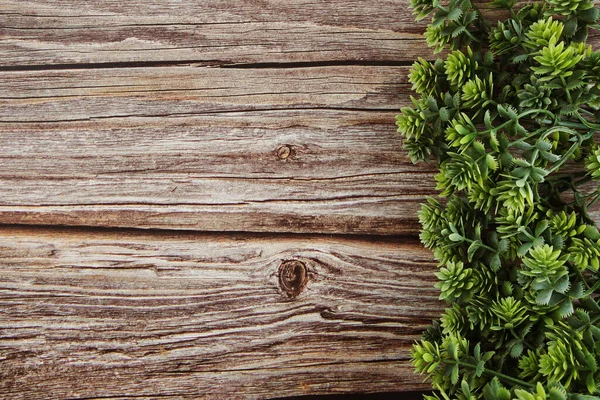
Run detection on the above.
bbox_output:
[0,60,415,73]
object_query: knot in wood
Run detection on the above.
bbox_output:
[276,145,293,160]
[278,260,308,298]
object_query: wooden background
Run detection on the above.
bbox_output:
[0,1,448,398]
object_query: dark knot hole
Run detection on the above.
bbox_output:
[278,260,308,298]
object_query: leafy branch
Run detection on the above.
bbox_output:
[398,0,600,398]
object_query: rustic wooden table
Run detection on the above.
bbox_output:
[0,1,445,398]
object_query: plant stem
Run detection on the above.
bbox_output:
[587,192,600,209]
[576,111,600,130]
[573,175,593,187]
[561,77,573,104]
[446,359,535,388]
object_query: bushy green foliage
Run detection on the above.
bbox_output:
[398,0,600,398]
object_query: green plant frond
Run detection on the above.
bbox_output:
[517,75,558,112]
[545,0,595,18]
[441,304,470,335]
[490,296,529,330]
[426,24,454,54]
[437,152,483,194]
[548,210,583,239]
[520,244,569,282]
[396,107,426,141]
[491,176,534,213]
[532,41,585,80]
[461,73,494,110]
[468,180,495,213]
[435,260,475,302]
[567,237,600,271]
[409,58,441,96]
[523,17,565,50]
[410,0,436,21]
[445,113,479,148]
[538,334,583,388]
[445,47,479,88]
[585,145,600,180]
[489,19,522,57]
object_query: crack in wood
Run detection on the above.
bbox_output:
[0,59,414,73]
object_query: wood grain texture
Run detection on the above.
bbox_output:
[0,65,437,235]
[0,0,431,67]
[0,226,442,399]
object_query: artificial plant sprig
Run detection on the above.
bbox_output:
[398,0,600,399]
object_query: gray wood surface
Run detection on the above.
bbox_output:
[0,227,442,399]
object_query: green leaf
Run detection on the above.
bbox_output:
[427,96,439,112]
[452,25,467,38]
[468,240,481,261]
[555,275,570,293]
[518,242,534,257]
[513,53,529,63]
[432,12,447,28]
[489,130,500,151]
[444,92,454,108]
[484,110,493,128]
[552,234,564,249]
[484,51,494,66]
[566,78,585,91]
[510,341,523,358]
[447,7,463,21]
[513,140,534,151]
[473,140,486,154]
[483,378,511,400]
[564,17,578,37]
[568,281,584,298]
[449,233,464,242]
[490,253,502,271]
[536,289,553,305]
[513,158,531,167]
[475,360,485,377]
[586,352,598,373]
[450,364,459,384]
[580,7,600,23]
[535,140,553,151]
[535,220,549,237]
[560,104,578,116]
[584,225,600,240]
[558,299,574,317]
[540,151,561,162]
[586,372,597,395]
[486,154,498,171]
[497,104,510,119]
[549,386,568,400]
[439,107,450,121]
[498,239,509,253]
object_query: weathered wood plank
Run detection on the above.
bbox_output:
[0,66,437,235]
[0,226,442,399]
[0,0,429,67]
[8,0,596,69]
[0,65,408,119]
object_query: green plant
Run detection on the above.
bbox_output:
[397,0,600,398]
